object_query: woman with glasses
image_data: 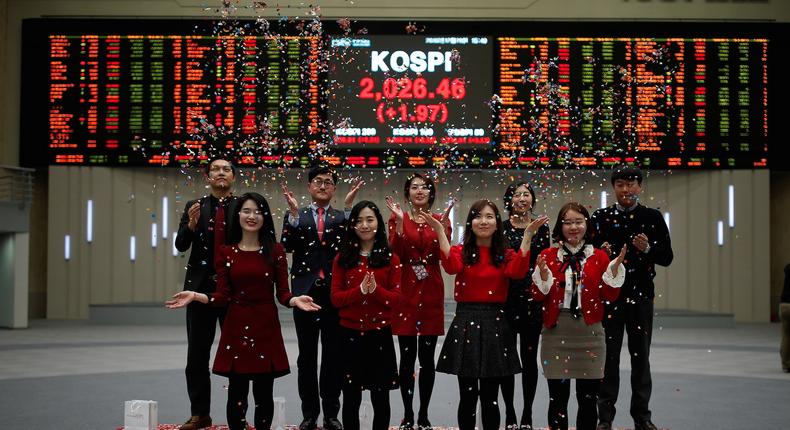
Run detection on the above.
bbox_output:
[384,173,453,430]
[167,192,320,430]
[531,202,626,430]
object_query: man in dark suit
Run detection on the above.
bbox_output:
[174,157,237,430]
[281,166,363,430]
[591,166,673,430]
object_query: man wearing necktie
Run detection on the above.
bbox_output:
[281,166,364,430]
[174,157,238,430]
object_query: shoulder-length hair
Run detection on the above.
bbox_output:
[551,202,594,244]
[503,181,537,215]
[227,192,277,261]
[403,173,437,208]
[338,200,392,269]
[462,199,507,267]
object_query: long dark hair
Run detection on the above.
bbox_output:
[551,202,595,244]
[338,200,392,269]
[227,192,277,261]
[503,181,536,215]
[462,199,507,267]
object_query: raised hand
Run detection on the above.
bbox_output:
[601,241,613,256]
[439,197,457,227]
[611,244,627,277]
[385,196,404,220]
[291,295,322,311]
[367,271,377,293]
[359,272,371,294]
[632,233,649,252]
[165,291,196,309]
[526,215,550,236]
[416,208,443,232]
[281,183,299,217]
[187,202,201,231]
[344,177,365,208]
[536,253,550,282]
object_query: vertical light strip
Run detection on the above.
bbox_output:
[130,236,136,261]
[728,185,735,228]
[86,200,93,243]
[449,203,455,242]
[151,223,158,248]
[663,212,671,234]
[717,221,724,246]
[172,232,179,256]
[162,196,169,239]
[600,191,607,208]
[456,226,465,245]
[64,234,71,261]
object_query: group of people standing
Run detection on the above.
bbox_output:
[165,159,673,430]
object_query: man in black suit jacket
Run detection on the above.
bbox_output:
[174,157,238,430]
[281,166,363,430]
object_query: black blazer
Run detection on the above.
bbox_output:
[281,206,347,296]
[176,196,238,294]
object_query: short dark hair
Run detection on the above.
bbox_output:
[610,165,643,185]
[308,166,338,184]
[403,173,437,208]
[503,181,536,214]
[204,156,236,176]
[552,202,594,244]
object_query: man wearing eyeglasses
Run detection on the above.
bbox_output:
[281,165,364,430]
[174,156,238,430]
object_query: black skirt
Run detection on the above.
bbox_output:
[437,302,522,378]
[339,325,399,391]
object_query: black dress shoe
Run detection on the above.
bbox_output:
[299,418,318,430]
[179,415,212,430]
[596,422,612,430]
[635,420,659,430]
[416,417,432,430]
[324,417,344,430]
[519,425,533,430]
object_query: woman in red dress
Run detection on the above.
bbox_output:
[331,200,402,430]
[167,192,319,430]
[384,173,452,430]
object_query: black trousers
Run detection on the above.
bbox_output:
[342,388,391,430]
[185,301,225,416]
[397,335,438,422]
[598,296,654,424]
[294,298,342,421]
[546,378,600,430]
[501,319,542,426]
[457,376,504,430]
[226,374,275,430]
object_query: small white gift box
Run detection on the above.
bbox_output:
[124,400,158,430]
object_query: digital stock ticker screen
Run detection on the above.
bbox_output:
[20,19,782,169]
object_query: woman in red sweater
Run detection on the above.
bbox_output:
[384,173,453,430]
[419,200,547,430]
[331,200,402,430]
[531,202,626,430]
[166,192,319,430]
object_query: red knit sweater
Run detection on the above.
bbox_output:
[330,253,402,331]
[440,244,530,303]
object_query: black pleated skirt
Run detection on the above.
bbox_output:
[339,325,399,391]
[437,302,522,378]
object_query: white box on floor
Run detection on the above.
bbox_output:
[124,400,158,430]
[272,397,286,430]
